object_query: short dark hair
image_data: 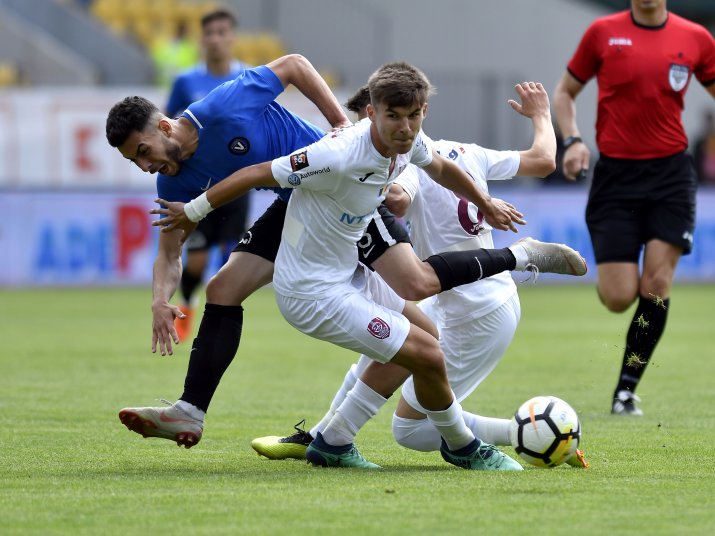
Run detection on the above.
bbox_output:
[201,8,238,29]
[345,85,370,114]
[106,96,160,148]
[367,62,435,109]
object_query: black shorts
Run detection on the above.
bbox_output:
[585,151,696,263]
[184,194,251,253]
[233,198,411,266]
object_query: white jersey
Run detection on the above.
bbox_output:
[271,118,433,299]
[394,139,520,323]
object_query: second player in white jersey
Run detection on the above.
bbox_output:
[391,141,522,445]
[397,140,520,324]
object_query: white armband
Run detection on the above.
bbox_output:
[184,192,214,223]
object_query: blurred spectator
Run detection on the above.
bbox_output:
[151,20,199,88]
[166,8,248,117]
[692,110,715,186]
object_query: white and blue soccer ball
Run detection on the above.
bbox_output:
[510,395,581,468]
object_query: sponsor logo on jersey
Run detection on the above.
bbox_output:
[292,166,331,180]
[288,173,302,186]
[228,137,250,155]
[669,63,690,92]
[340,210,373,225]
[358,171,375,182]
[367,317,390,339]
[448,149,459,160]
[200,177,212,191]
[608,37,632,46]
[290,151,309,171]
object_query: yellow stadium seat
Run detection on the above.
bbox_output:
[0,62,19,87]
[254,32,287,62]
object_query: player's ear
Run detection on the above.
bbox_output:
[422,103,429,118]
[366,103,376,122]
[158,117,172,137]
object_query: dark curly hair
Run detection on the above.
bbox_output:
[106,96,160,148]
[345,85,370,114]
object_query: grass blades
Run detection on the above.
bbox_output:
[1,284,714,535]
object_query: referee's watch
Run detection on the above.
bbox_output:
[563,136,583,149]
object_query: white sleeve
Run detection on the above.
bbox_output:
[271,137,342,192]
[393,164,420,202]
[410,130,434,168]
[475,145,520,181]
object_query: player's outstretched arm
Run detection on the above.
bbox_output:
[150,229,186,356]
[508,82,557,178]
[423,153,525,232]
[268,54,351,129]
[151,161,278,235]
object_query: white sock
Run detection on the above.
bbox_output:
[309,356,371,438]
[424,399,475,451]
[310,411,335,440]
[175,399,205,421]
[392,412,511,452]
[392,415,439,452]
[508,243,529,271]
[320,379,387,446]
[462,411,511,446]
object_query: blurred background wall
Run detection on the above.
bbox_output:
[1,0,714,286]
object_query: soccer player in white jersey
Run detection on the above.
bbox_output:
[250,84,588,467]
[154,62,547,470]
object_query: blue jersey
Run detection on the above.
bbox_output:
[156,65,326,204]
[165,61,248,118]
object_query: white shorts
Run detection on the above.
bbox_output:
[401,292,521,413]
[275,265,409,363]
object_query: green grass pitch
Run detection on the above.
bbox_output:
[1,283,714,535]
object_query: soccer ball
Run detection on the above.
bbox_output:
[510,395,581,468]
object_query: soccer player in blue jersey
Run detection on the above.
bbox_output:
[165,8,251,343]
[107,54,350,447]
[107,55,583,450]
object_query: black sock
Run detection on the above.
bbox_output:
[181,303,243,412]
[615,295,669,395]
[425,248,516,292]
[180,270,203,303]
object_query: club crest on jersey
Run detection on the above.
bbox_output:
[367,317,390,339]
[288,173,302,186]
[668,63,689,92]
[290,151,309,171]
[228,137,250,155]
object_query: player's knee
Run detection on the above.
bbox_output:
[599,293,634,313]
[597,286,636,313]
[204,271,241,304]
[639,272,672,299]
[411,345,445,378]
[393,274,439,301]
